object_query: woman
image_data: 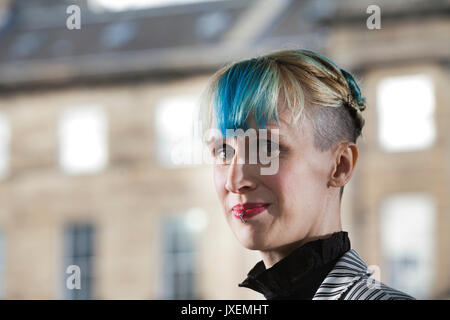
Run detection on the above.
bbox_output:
[200,49,415,300]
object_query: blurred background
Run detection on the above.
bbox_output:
[0,0,448,300]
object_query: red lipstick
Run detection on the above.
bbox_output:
[231,202,270,220]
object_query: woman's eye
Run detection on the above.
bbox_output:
[214,144,235,162]
[258,140,280,158]
[211,140,279,164]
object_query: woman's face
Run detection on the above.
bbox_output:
[211,108,338,252]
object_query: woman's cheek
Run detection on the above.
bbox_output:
[213,166,227,202]
[267,158,293,186]
[260,167,287,208]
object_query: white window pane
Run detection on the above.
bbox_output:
[58,106,108,174]
[185,208,208,233]
[0,114,10,180]
[155,96,202,167]
[377,74,435,152]
[380,193,435,298]
[89,0,222,11]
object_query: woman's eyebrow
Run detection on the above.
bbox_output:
[206,130,287,145]
[205,135,221,148]
[275,134,287,143]
[263,130,287,142]
[206,136,232,148]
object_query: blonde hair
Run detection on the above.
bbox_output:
[200,49,367,200]
[201,49,366,152]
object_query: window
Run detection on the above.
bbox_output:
[376,74,435,152]
[63,224,95,300]
[101,21,137,49]
[380,193,435,298]
[0,2,11,30]
[161,216,199,299]
[89,0,222,12]
[58,106,108,174]
[155,96,202,167]
[0,113,10,180]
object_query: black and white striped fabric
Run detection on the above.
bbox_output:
[313,249,415,300]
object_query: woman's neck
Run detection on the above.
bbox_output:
[259,231,340,268]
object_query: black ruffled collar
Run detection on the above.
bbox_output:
[238,231,351,299]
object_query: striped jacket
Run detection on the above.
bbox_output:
[313,249,415,300]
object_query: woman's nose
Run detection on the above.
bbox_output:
[225,155,257,194]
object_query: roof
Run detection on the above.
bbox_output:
[1,0,447,89]
[0,0,331,88]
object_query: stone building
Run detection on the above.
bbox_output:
[0,0,448,299]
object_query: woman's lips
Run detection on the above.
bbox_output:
[231,203,270,220]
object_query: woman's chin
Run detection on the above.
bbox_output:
[233,227,268,250]
[240,241,264,251]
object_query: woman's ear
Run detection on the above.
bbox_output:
[328,142,359,188]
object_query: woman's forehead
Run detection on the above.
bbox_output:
[205,102,307,146]
[247,108,299,133]
[212,114,302,144]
